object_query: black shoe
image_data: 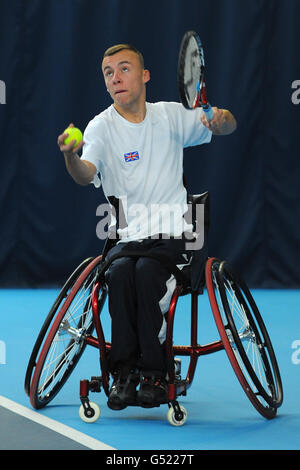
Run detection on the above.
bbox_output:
[107,372,139,410]
[137,376,168,407]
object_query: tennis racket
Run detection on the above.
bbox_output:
[178,30,214,121]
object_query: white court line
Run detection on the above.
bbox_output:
[0,395,116,450]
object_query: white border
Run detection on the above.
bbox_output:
[0,395,116,450]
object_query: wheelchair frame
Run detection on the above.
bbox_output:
[25,193,283,426]
[78,270,224,418]
[76,255,283,425]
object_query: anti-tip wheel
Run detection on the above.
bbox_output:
[79,401,101,423]
[167,405,187,426]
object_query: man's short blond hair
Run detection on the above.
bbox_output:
[103,44,145,69]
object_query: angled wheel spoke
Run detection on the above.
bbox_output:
[206,258,283,419]
[29,257,106,409]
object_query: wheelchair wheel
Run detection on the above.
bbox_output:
[25,257,94,396]
[206,257,283,420]
[79,401,101,423]
[29,255,107,409]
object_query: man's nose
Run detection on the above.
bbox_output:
[113,71,121,84]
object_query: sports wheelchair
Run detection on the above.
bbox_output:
[25,192,283,426]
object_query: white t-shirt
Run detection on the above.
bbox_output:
[81,101,212,242]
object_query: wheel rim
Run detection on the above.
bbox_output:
[216,261,282,408]
[206,258,282,419]
[24,257,94,396]
[30,259,104,408]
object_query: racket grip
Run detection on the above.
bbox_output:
[203,104,214,121]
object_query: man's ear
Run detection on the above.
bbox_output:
[143,69,150,84]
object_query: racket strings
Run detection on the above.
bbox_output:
[178,31,211,113]
[183,37,203,108]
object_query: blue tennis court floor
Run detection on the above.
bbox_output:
[0,287,299,450]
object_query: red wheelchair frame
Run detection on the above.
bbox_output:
[79,263,224,411]
[25,193,283,426]
[75,256,283,425]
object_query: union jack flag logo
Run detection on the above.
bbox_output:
[124,151,140,162]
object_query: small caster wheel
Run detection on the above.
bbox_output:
[167,404,187,426]
[79,401,100,423]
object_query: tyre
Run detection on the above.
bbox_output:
[29,255,107,409]
[206,258,283,419]
[167,404,187,426]
[79,401,101,423]
[25,257,94,396]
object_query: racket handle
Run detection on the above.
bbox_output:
[203,104,214,121]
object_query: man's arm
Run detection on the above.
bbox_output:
[201,107,237,135]
[57,123,96,185]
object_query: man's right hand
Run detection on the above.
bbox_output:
[57,122,84,157]
[57,122,96,185]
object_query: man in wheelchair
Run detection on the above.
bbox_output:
[57,44,236,410]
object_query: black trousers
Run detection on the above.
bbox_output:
[104,236,190,377]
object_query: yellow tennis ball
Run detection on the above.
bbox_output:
[63,127,83,147]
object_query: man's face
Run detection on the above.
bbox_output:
[102,50,150,110]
